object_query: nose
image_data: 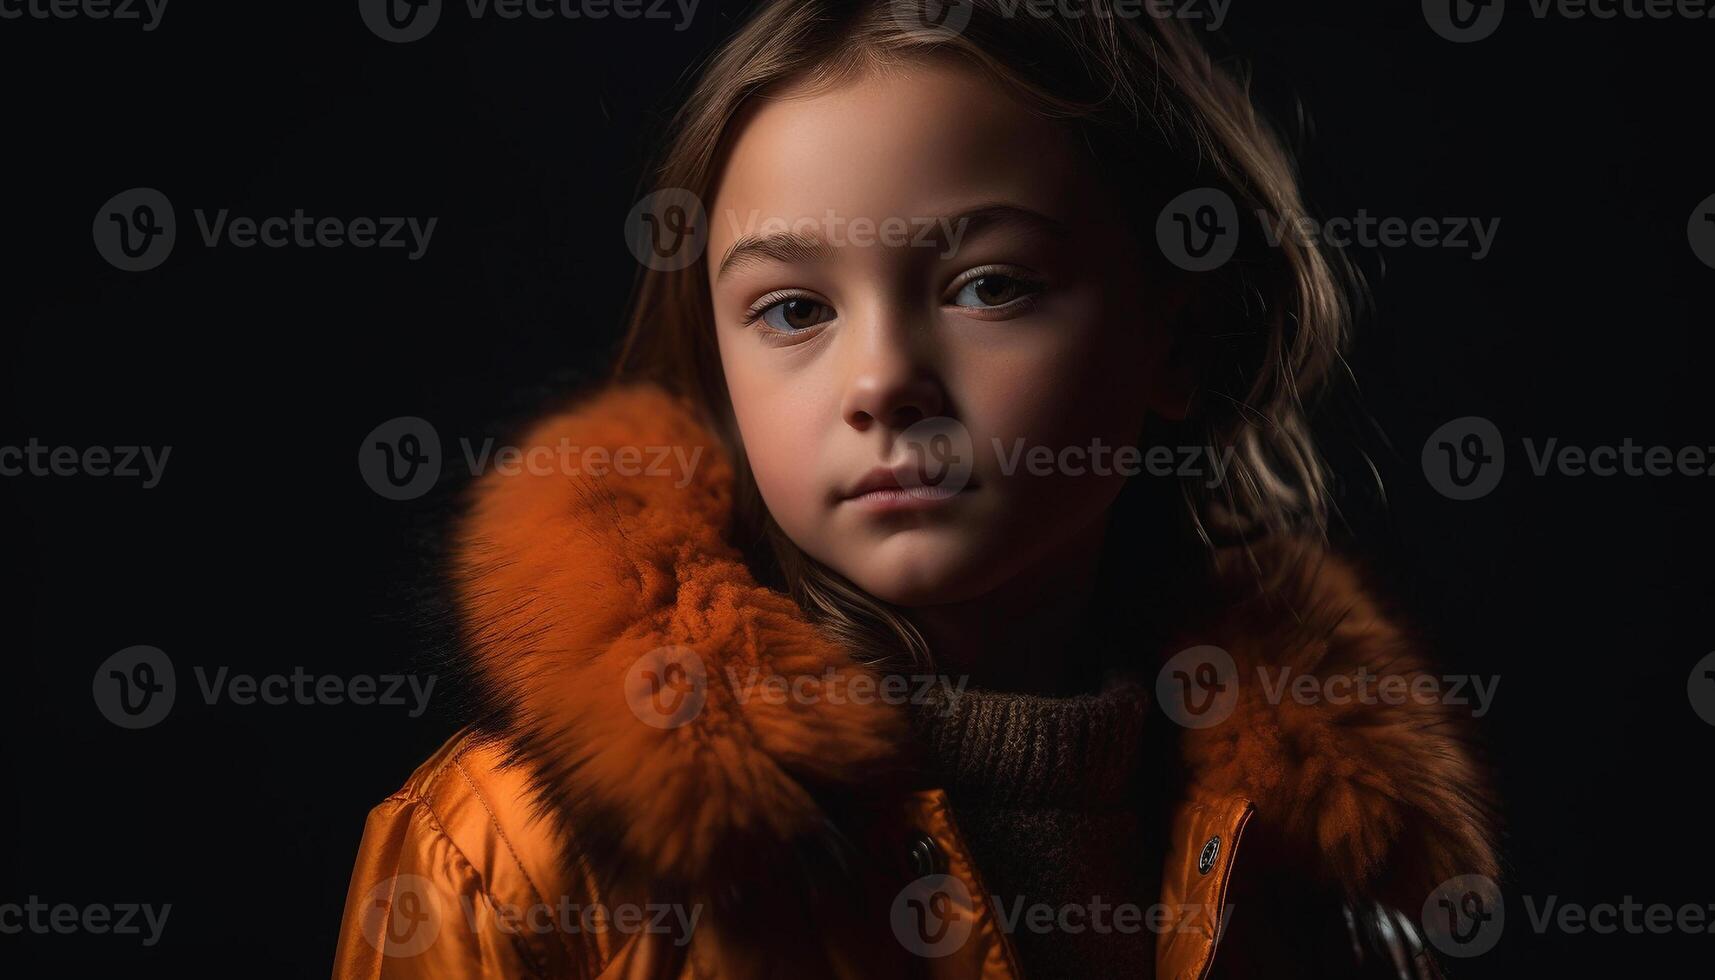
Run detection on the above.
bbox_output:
[839,316,946,432]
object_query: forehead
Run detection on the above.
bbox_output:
[705,57,1091,263]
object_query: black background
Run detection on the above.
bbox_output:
[3,1,1711,975]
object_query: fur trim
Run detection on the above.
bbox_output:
[450,383,1497,909]
[452,385,904,891]
[1174,541,1500,909]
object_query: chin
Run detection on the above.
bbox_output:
[837,529,1020,608]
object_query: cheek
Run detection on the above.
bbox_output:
[741,410,824,535]
[952,291,1157,462]
[717,338,834,540]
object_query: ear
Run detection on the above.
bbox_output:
[1143,275,1205,423]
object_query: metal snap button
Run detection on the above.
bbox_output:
[1197,835,1221,875]
[907,832,947,878]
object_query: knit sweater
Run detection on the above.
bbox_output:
[908,671,1156,979]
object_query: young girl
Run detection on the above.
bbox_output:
[336,2,1498,977]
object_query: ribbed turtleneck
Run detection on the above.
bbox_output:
[911,670,1151,805]
[906,671,1158,980]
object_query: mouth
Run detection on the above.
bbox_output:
[836,466,976,512]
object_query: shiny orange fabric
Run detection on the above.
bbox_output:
[334,729,1253,979]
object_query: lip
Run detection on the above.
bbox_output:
[837,466,974,512]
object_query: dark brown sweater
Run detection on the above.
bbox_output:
[909,671,1156,979]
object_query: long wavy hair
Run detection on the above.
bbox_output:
[614,0,1358,667]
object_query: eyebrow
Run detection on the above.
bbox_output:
[713,202,1067,280]
[716,230,835,280]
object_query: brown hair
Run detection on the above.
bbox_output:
[613,0,1357,665]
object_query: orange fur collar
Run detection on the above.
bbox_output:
[449,384,1497,910]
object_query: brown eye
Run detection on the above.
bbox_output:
[952,272,1037,309]
[757,296,835,332]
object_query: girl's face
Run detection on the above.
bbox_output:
[708,56,1185,607]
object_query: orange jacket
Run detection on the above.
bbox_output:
[334,385,1499,978]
